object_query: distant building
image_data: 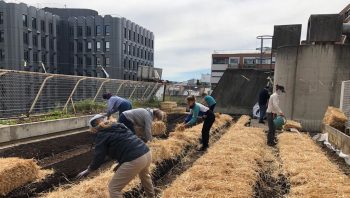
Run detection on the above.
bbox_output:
[211,50,275,89]
[200,73,210,84]
[0,2,59,72]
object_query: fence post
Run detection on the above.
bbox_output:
[129,83,141,100]
[28,75,54,115]
[63,77,87,111]
[115,81,126,95]
[0,71,8,77]
[141,84,151,100]
[93,79,111,102]
[146,83,159,101]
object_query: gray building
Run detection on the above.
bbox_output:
[0,2,59,73]
[44,8,154,80]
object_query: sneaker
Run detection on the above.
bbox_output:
[198,146,208,151]
[267,142,276,147]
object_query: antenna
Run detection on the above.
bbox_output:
[98,65,110,78]
[41,62,47,73]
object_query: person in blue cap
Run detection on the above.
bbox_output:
[77,114,154,198]
[102,93,132,119]
[201,92,217,112]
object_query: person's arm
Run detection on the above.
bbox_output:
[89,135,108,171]
[186,105,199,126]
[144,115,152,142]
[106,100,114,118]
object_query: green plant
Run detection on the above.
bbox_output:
[72,99,107,114]
[132,98,160,109]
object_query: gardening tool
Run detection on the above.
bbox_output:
[274,116,286,130]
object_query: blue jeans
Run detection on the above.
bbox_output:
[118,113,135,133]
[118,101,132,116]
[259,104,267,122]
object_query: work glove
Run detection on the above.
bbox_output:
[76,168,91,179]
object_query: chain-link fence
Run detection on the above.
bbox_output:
[0,69,162,118]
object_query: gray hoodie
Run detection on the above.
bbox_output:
[122,108,153,141]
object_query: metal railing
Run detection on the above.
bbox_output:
[0,69,162,118]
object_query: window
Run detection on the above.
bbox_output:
[41,37,46,48]
[133,46,136,56]
[141,35,143,44]
[96,41,101,51]
[138,34,140,43]
[137,47,139,57]
[49,23,53,34]
[69,27,74,36]
[128,45,131,55]
[77,56,83,65]
[229,57,239,66]
[105,57,110,66]
[77,42,83,52]
[133,32,136,41]
[41,20,45,32]
[24,50,29,61]
[49,38,54,50]
[87,41,92,52]
[243,57,256,66]
[50,54,55,64]
[123,43,126,54]
[96,25,102,35]
[86,56,92,66]
[23,15,28,27]
[86,26,91,36]
[23,32,28,44]
[0,31,3,42]
[0,49,4,61]
[128,59,131,70]
[32,18,37,29]
[33,34,38,46]
[0,13,3,24]
[124,58,127,68]
[124,28,127,38]
[212,57,228,64]
[105,25,111,36]
[96,57,101,66]
[105,41,110,52]
[151,40,153,48]
[129,30,131,40]
[77,26,83,36]
[33,52,38,62]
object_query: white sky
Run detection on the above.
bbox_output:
[14,0,349,81]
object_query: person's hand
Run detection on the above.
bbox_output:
[280,112,285,117]
[76,169,90,179]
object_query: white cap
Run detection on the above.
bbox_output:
[89,114,105,127]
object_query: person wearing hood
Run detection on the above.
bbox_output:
[118,108,166,142]
[102,93,132,118]
[201,92,217,111]
[266,85,285,146]
[76,114,154,198]
[184,95,215,151]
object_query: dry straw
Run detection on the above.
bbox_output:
[43,114,232,198]
[323,106,348,131]
[163,116,268,198]
[151,121,166,136]
[283,120,302,131]
[279,132,350,197]
[0,157,51,196]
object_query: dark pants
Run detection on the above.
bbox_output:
[118,113,135,133]
[209,104,216,112]
[259,104,267,122]
[202,111,215,148]
[267,113,276,145]
[118,101,132,116]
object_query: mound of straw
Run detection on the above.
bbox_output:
[160,101,177,110]
[151,121,166,136]
[43,114,232,198]
[323,106,348,131]
[283,120,302,131]
[174,123,186,132]
[163,116,268,197]
[279,133,350,197]
[0,157,51,196]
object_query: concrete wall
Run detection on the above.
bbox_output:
[0,115,93,143]
[274,44,350,131]
[212,69,269,115]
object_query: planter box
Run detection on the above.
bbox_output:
[0,115,94,144]
[323,124,350,155]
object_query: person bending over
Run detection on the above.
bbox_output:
[102,93,132,118]
[201,92,217,112]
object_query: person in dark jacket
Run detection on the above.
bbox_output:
[102,93,132,118]
[258,86,270,124]
[77,114,154,198]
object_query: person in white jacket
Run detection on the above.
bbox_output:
[266,85,285,146]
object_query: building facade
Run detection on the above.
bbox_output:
[0,2,59,73]
[211,50,275,89]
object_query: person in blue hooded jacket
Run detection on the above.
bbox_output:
[102,93,132,118]
[184,95,215,151]
[76,114,154,198]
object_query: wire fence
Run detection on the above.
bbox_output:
[0,69,162,118]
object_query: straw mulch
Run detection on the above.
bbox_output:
[43,114,232,198]
[163,116,268,198]
[0,157,51,196]
[323,106,348,131]
[283,120,302,131]
[151,121,166,136]
[279,133,350,197]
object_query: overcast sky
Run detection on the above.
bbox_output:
[18,0,349,81]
